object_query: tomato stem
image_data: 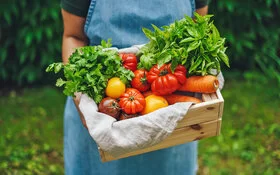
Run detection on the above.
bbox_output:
[159,69,169,76]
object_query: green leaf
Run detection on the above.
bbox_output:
[142,28,155,41]
[180,37,195,44]
[211,24,220,43]
[187,27,199,38]
[4,12,12,25]
[157,52,172,67]
[218,50,230,67]
[54,63,64,73]
[139,53,156,70]
[55,78,66,87]
[189,57,203,73]
[187,40,201,52]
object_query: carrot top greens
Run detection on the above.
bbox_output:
[138,13,230,76]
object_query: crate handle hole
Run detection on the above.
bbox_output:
[207,107,215,110]
[190,124,202,130]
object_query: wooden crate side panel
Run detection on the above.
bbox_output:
[100,119,221,162]
[176,100,221,128]
[176,90,224,129]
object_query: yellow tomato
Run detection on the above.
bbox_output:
[141,95,168,115]
[105,77,126,98]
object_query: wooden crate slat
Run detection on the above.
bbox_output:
[202,93,212,102]
[176,100,221,128]
[100,119,221,162]
[210,93,218,100]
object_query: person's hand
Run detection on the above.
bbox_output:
[73,92,88,129]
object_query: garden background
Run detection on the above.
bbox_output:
[0,0,279,174]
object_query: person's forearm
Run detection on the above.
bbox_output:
[62,35,88,64]
[61,9,88,64]
[195,5,208,16]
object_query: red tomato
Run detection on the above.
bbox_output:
[98,97,121,119]
[131,69,150,92]
[147,64,187,95]
[173,65,187,85]
[119,88,146,114]
[119,112,140,121]
[119,53,138,72]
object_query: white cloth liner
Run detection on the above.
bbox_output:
[79,96,192,157]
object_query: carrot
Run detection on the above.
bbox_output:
[163,94,201,105]
[178,75,219,93]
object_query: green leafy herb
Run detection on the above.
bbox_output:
[46,40,134,103]
[138,13,230,76]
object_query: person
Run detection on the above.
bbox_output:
[61,0,209,174]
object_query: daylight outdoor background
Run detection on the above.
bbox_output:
[0,0,280,174]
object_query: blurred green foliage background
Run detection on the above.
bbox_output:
[0,0,279,174]
[0,0,279,86]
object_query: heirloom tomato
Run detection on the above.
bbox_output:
[119,88,146,114]
[147,64,187,95]
[98,97,121,119]
[119,112,140,121]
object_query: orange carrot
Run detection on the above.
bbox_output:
[163,94,201,105]
[178,75,219,93]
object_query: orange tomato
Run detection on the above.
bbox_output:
[105,77,126,98]
[141,95,168,115]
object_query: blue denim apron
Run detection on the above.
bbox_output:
[64,1,197,174]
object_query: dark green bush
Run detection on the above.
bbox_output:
[0,0,62,86]
[1,0,279,86]
[209,0,280,83]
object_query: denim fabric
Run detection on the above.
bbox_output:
[64,1,198,174]
[85,0,195,48]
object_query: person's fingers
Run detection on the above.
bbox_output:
[73,92,88,129]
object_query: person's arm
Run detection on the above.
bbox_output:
[195,0,209,16]
[62,9,89,128]
[61,9,88,63]
[195,5,208,16]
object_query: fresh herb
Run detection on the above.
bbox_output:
[138,13,230,76]
[46,40,134,103]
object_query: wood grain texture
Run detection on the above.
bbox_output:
[101,119,222,162]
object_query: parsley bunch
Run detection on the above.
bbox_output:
[138,13,230,76]
[46,40,134,103]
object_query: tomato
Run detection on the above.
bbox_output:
[119,112,140,121]
[131,69,150,92]
[147,64,187,95]
[141,95,168,115]
[105,77,126,99]
[173,65,187,85]
[119,53,138,72]
[147,64,175,95]
[98,97,121,119]
[119,88,146,114]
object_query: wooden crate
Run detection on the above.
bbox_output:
[99,89,224,162]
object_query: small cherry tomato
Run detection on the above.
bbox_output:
[131,69,150,92]
[119,53,138,72]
